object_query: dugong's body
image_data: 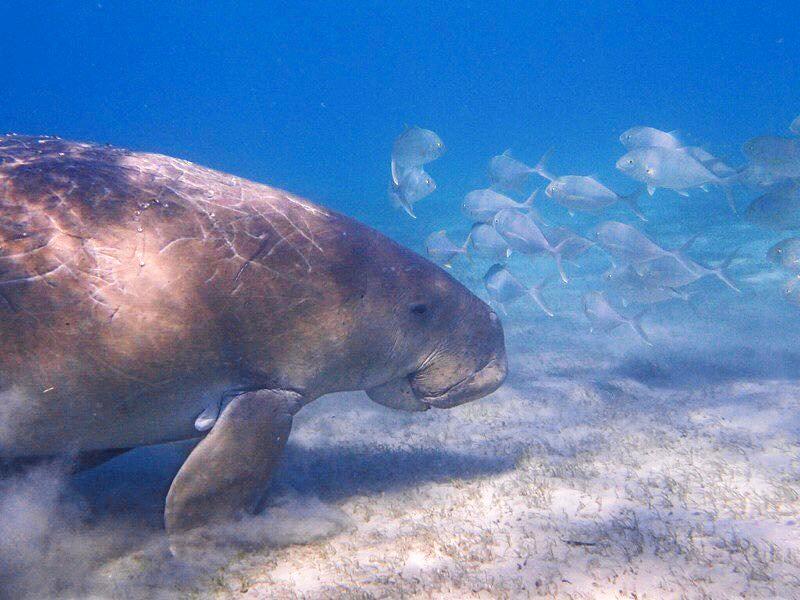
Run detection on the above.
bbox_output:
[0,135,506,538]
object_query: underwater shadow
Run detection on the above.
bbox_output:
[607,348,800,389]
[274,442,517,502]
[70,438,516,522]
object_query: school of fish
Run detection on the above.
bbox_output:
[390,115,800,345]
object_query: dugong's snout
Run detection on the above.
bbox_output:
[416,347,507,409]
[408,308,507,409]
[365,343,507,412]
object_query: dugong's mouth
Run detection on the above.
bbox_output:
[366,350,508,412]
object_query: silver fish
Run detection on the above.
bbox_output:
[462,188,538,223]
[532,148,557,182]
[744,181,800,231]
[603,264,690,306]
[492,209,576,283]
[767,238,800,273]
[635,249,739,292]
[483,264,554,316]
[683,147,737,178]
[783,276,800,305]
[741,136,800,178]
[791,115,800,136]
[592,221,691,270]
[737,163,790,191]
[389,166,436,218]
[615,147,735,211]
[488,150,534,192]
[425,230,468,268]
[545,175,646,221]
[541,225,595,262]
[391,126,445,185]
[582,291,651,345]
[468,223,511,261]
[619,126,683,150]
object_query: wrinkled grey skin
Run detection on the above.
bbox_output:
[0,135,506,541]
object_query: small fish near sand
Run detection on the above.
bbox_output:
[635,250,740,293]
[468,223,511,261]
[483,263,554,316]
[603,264,691,306]
[541,225,595,262]
[492,209,578,283]
[591,220,692,271]
[782,276,800,306]
[462,188,540,224]
[388,166,436,218]
[582,291,652,345]
[767,238,800,273]
[744,181,800,231]
[545,175,647,221]
[488,150,535,192]
[425,230,468,268]
[391,126,446,185]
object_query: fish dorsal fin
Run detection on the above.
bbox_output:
[668,130,685,145]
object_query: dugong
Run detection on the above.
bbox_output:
[0,135,507,540]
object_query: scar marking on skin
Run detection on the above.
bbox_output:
[0,263,68,287]
[158,237,199,255]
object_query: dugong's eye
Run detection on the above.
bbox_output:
[410,303,428,316]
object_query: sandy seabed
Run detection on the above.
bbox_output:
[2,313,800,599]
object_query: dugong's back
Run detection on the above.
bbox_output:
[0,135,365,454]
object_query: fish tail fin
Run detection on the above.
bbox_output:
[679,233,700,253]
[711,246,741,292]
[629,310,653,346]
[523,187,540,208]
[528,207,550,227]
[389,187,416,218]
[666,286,691,302]
[528,276,555,317]
[550,240,572,284]
[668,234,701,273]
[620,185,647,222]
[718,175,740,215]
[533,148,556,182]
[461,232,473,264]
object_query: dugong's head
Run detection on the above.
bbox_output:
[349,233,507,411]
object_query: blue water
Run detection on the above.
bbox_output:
[2,3,800,596]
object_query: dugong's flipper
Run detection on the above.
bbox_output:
[165,389,303,544]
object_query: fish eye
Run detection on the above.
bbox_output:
[425,178,432,185]
[410,303,428,315]
[627,159,634,165]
